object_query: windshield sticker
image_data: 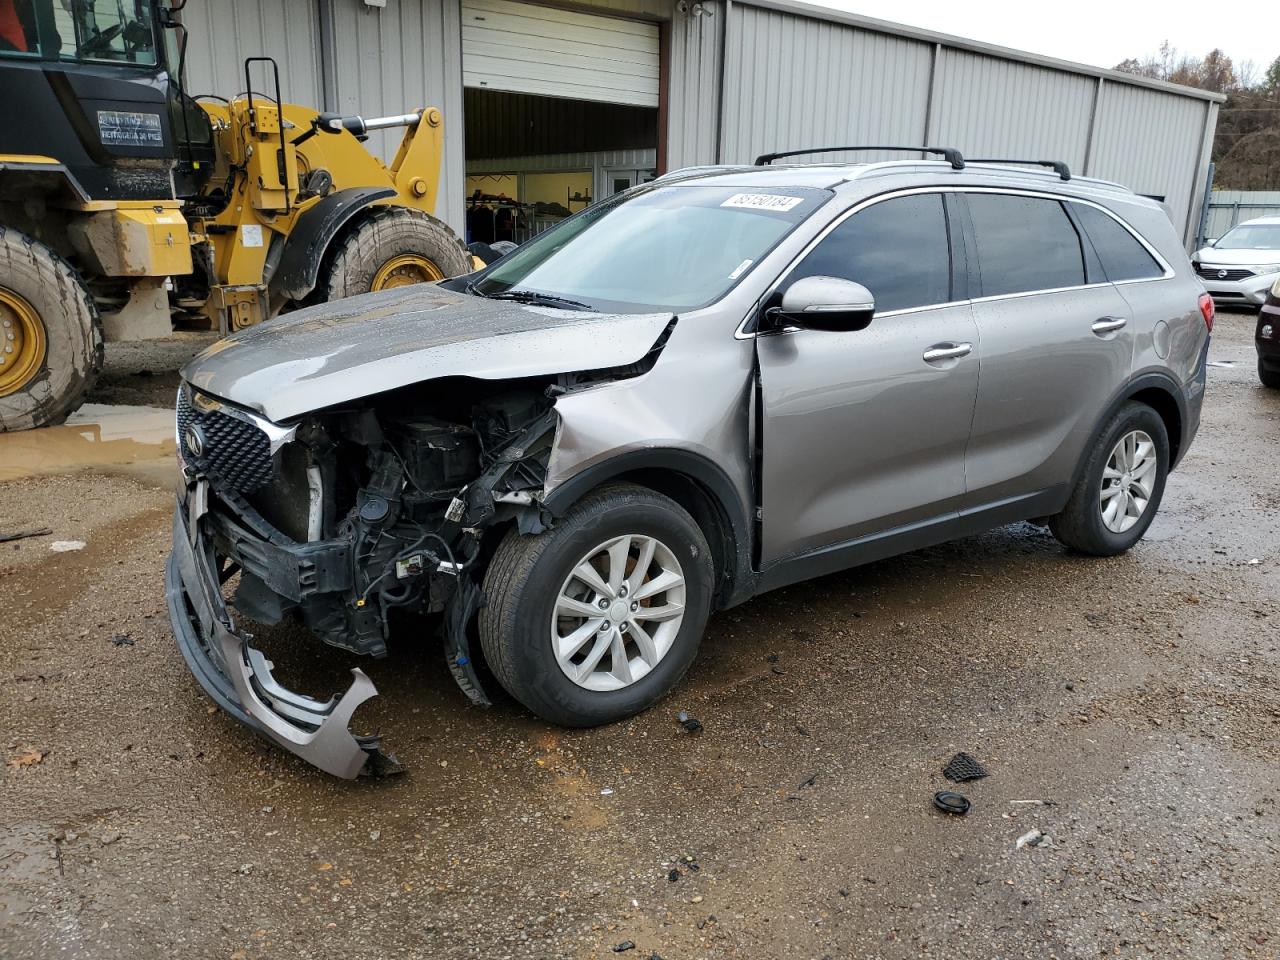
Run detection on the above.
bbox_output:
[721,193,804,212]
[729,259,753,280]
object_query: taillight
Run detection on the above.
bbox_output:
[1198,292,1214,334]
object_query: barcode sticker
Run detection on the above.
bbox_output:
[721,193,804,212]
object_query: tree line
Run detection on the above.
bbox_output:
[1115,45,1280,190]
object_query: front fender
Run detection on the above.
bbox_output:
[271,186,396,301]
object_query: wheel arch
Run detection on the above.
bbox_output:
[542,450,757,610]
[1075,371,1187,490]
[270,186,396,302]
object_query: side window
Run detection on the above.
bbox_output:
[966,194,1086,297]
[787,193,951,313]
[1073,204,1164,282]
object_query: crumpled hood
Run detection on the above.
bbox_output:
[1194,247,1280,268]
[182,284,674,422]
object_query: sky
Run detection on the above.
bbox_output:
[812,0,1279,78]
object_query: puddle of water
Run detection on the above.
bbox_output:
[0,404,175,482]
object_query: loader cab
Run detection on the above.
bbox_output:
[0,0,213,201]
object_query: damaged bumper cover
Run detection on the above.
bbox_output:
[166,502,392,779]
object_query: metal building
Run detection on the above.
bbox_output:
[184,0,1222,247]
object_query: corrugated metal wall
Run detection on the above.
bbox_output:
[326,0,467,232]
[929,49,1095,168]
[1088,81,1210,241]
[180,0,1219,244]
[1203,190,1280,240]
[666,0,722,167]
[720,5,932,165]
[181,0,324,107]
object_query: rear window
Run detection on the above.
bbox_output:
[1074,204,1164,282]
[966,193,1085,297]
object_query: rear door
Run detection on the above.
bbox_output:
[958,190,1136,511]
[757,191,980,563]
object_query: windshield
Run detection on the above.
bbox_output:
[466,184,830,313]
[1215,224,1280,252]
[0,0,158,66]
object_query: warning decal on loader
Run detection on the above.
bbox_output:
[97,111,164,147]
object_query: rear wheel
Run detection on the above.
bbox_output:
[0,228,101,432]
[479,483,714,727]
[1049,402,1169,556]
[319,207,470,300]
[1260,357,1280,389]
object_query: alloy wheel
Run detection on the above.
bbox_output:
[551,534,686,692]
[1099,429,1157,533]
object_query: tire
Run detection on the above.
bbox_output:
[0,227,102,432]
[1260,357,1280,389]
[479,482,715,727]
[1049,402,1169,556]
[318,207,470,301]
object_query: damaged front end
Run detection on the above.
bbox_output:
[166,357,652,777]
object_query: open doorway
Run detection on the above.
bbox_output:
[460,0,662,245]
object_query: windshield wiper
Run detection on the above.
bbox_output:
[486,289,594,310]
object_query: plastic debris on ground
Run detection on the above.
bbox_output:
[932,791,970,815]
[676,710,702,734]
[1016,828,1051,849]
[943,751,989,783]
[50,540,87,552]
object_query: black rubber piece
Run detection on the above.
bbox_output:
[943,751,989,783]
[933,791,970,815]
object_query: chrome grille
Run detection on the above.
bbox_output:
[1195,265,1254,282]
[176,387,275,494]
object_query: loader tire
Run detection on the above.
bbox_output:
[0,228,102,432]
[319,207,470,300]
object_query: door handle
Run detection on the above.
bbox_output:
[922,342,973,363]
[1091,316,1128,335]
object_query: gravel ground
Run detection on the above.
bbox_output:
[1,310,1277,960]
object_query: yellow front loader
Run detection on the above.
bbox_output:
[0,3,469,432]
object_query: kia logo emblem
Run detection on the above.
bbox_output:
[184,424,206,459]
[1217,269,1228,279]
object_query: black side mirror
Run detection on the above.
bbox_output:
[777,276,876,332]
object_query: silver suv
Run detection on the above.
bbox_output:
[168,148,1211,778]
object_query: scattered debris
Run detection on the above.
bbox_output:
[612,941,635,953]
[798,772,818,790]
[943,752,989,783]
[1206,360,1235,368]
[1010,799,1056,806]
[667,868,680,883]
[7,748,46,768]
[0,527,52,544]
[600,788,615,796]
[369,830,381,842]
[1247,558,1261,565]
[1015,829,1049,849]
[690,895,704,904]
[932,791,970,816]
[676,711,703,734]
[110,634,135,647]
[49,540,86,553]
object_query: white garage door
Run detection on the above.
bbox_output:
[461,0,660,108]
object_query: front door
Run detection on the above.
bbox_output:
[757,191,980,564]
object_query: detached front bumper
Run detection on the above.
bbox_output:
[166,501,389,779]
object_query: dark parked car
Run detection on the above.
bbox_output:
[1258,278,1280,388]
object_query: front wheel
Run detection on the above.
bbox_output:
[1049,402,1169,556]
[479,483,714,727]
[319,207,471,301]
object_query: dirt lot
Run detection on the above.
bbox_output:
[2,310,1277,960]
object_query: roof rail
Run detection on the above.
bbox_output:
[967,158,1071,181]
[754,145,966,170]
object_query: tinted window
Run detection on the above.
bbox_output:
[1074,204,1163,281]
[967,194,1085,297]
[788,193,951,313]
